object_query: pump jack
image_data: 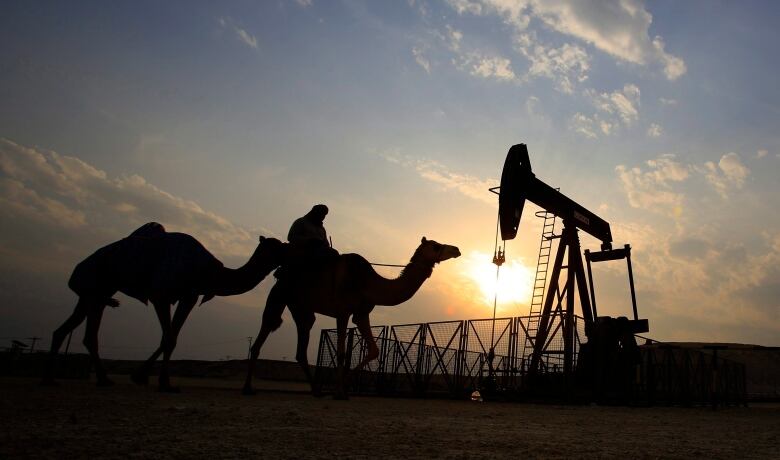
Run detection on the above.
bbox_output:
[496,144,648,397]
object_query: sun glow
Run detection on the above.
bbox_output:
[464,251,534,314]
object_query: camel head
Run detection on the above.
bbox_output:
[415,237,461,265]
[201,236,288,302]
[257,235,288,264]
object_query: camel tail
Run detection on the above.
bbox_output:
[105,298,120,308]
[200,293,215,305]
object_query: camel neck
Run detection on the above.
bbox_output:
[400,258,434,280]
[211,244,279,297]
[365,257,435,307]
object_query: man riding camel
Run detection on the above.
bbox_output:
[260,204,338,337]
[285,204,338,270]
[288,204,330,250]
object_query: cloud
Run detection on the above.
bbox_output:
[426,24,465,53]
[733,233,780,318]
[445,0,484,16]
[218,17,258,50]
[0,177,87,229]
[572,84,641,137]
[615,154,689,216]
[381,151,496,204]
[456,52,517,82]
[757,149,768,159]
[586,83,641,125]
[444,0,686,80]
[646,123,662,137]
[700,152,750,198]
[569,84,640,138]
[444,25,464,51]
[608,219,780,344]
[414,1,682,125]
[534,0,686,80]
[434,24,591,92]
[435,25,517,82]
[234,27,258,49]
[294,0,313,7]
[412,46,431,73]
[0,138,261,261]
[570,112,598,139]
[668,237,712,260]
[514,33,590,93]
[652,35,686,80]
[472,55,516,81]
[645,155,690,182]
[525,95,540,114]
[616,151,753,216]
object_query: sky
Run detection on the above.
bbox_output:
[1,0,778,361]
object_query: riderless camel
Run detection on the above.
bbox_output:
[42,222,287,392]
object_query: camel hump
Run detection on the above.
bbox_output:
[150,233,223,295]
[342,253,370,268]
[163,233,222,267]
[129,222,166,238]
[341,253,373,285]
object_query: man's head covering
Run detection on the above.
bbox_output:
[308,204,328,222]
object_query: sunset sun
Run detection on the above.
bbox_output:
[464,251,534,315]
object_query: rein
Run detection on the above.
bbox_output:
[370,244,444,275]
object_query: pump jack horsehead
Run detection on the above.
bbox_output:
[497,144,648,391]
[243,237,461,398]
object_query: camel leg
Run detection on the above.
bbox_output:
[132,302,169,386]
[83,303,113,386]
[334,315,349,400]
[132,297,193,386]
[41,297,91,385]
[147,300,176,392]
[292,308,317,394]
[157,295,198,393]
[243,282,286,395]
[352,313,380,373]
[130,300,197,385]
[131,345,162,386]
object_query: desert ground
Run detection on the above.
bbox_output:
[1,376,778,459]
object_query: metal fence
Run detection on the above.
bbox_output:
[314,313,585,398]
[637,345,747,407]
[315,315,747,406]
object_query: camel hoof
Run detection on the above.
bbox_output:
[158,385,181,393]
[40,378,60,387]
[242,387,257,396]
[96,377,115,387]
[130,371,149,386]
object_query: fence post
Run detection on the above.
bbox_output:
[414,324,426,395]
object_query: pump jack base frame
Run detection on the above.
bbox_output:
[525,220,648,400]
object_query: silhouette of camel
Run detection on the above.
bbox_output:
[243,237,460,398]
[42,223,287,392]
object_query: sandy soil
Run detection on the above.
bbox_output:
[1,376,778,459]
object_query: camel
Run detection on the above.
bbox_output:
[242,237,460,398]
[42,222,287,392]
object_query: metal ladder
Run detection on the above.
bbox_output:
[522,210,557,361]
